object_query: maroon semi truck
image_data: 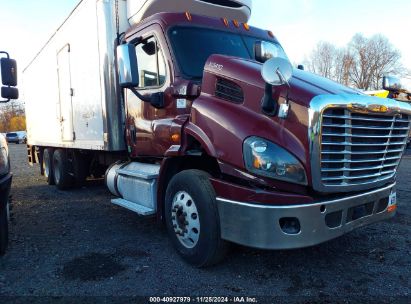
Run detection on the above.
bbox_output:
[24,0,410,266]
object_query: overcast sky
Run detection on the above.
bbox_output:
[0,0,410,74]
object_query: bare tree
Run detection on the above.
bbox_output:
[334,49,354,86]
[308,41,337,79]
[348,34,402,90]
[306,33,403,90]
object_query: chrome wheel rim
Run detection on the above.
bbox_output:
[171,191,200,249]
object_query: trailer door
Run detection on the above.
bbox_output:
[57,44,74,142]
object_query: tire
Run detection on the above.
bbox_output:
[0,200,9,256]
[53,149,74,190]
[42,148,55,185]
[165,169,229,267]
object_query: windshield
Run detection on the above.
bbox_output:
[169,27,288,79]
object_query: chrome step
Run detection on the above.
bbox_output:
[111,198,155,216]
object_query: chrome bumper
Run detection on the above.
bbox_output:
[217,183,396,250]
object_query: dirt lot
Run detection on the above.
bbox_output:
[0,144,410,302]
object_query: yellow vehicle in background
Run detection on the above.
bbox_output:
[364,90,390,98]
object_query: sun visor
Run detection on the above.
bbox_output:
[127,0,252,25]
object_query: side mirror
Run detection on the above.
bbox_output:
[297,64,305,70]
[255,41,281,63]
[383,76,401,92]
[0,53,19,102]
[1,57,17,86]
[261,57,293,87]
[1,87,19,100]
[117,44,139,88]
[260,57,293,116]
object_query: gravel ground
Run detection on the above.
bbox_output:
[0,144,410,302]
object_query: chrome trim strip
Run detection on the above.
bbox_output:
[216,182,395,209]
[308,94,411,193]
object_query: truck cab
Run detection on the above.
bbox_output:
[114,8,410,265]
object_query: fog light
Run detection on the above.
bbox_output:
[279,217,301,235]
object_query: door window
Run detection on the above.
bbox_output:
[135,37,166,88]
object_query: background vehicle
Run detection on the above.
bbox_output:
[382,76,411,146]
[364,90,389,98]
[0,134,12,255]
[6,131,27,144]
[24,0,410,266]
[0,51,18,255]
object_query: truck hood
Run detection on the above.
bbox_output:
[203,55,362,107]
[193,55,364,191]
[288,68,362,104]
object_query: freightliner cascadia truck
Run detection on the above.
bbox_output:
[23,0,411,266]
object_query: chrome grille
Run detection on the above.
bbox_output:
[320,108,410,186]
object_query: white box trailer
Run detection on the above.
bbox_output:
[23,0,251,152]
[24,0,129,151]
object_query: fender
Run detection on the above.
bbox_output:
[183,122,217,157]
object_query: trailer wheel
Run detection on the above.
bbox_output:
[53,149,73,190]
[165,169,229,267]
[0,199,9,256]
[42,148,55,185]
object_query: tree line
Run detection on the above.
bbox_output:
[304,33,405,91]
[0,101,26,133]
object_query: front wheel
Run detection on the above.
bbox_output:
[165,170,229,267]
[0,200,9,256]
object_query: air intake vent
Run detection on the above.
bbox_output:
[215,78,244,103]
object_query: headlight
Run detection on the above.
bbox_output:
[243,137,307,185]
[0,147,9,176]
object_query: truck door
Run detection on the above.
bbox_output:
[125,26,174,157]
[57,44,74,142]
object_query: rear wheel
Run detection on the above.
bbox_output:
[165,169,229,267]
[53,149,74,190]
[42,148,55,185]
[0,200,9,256]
